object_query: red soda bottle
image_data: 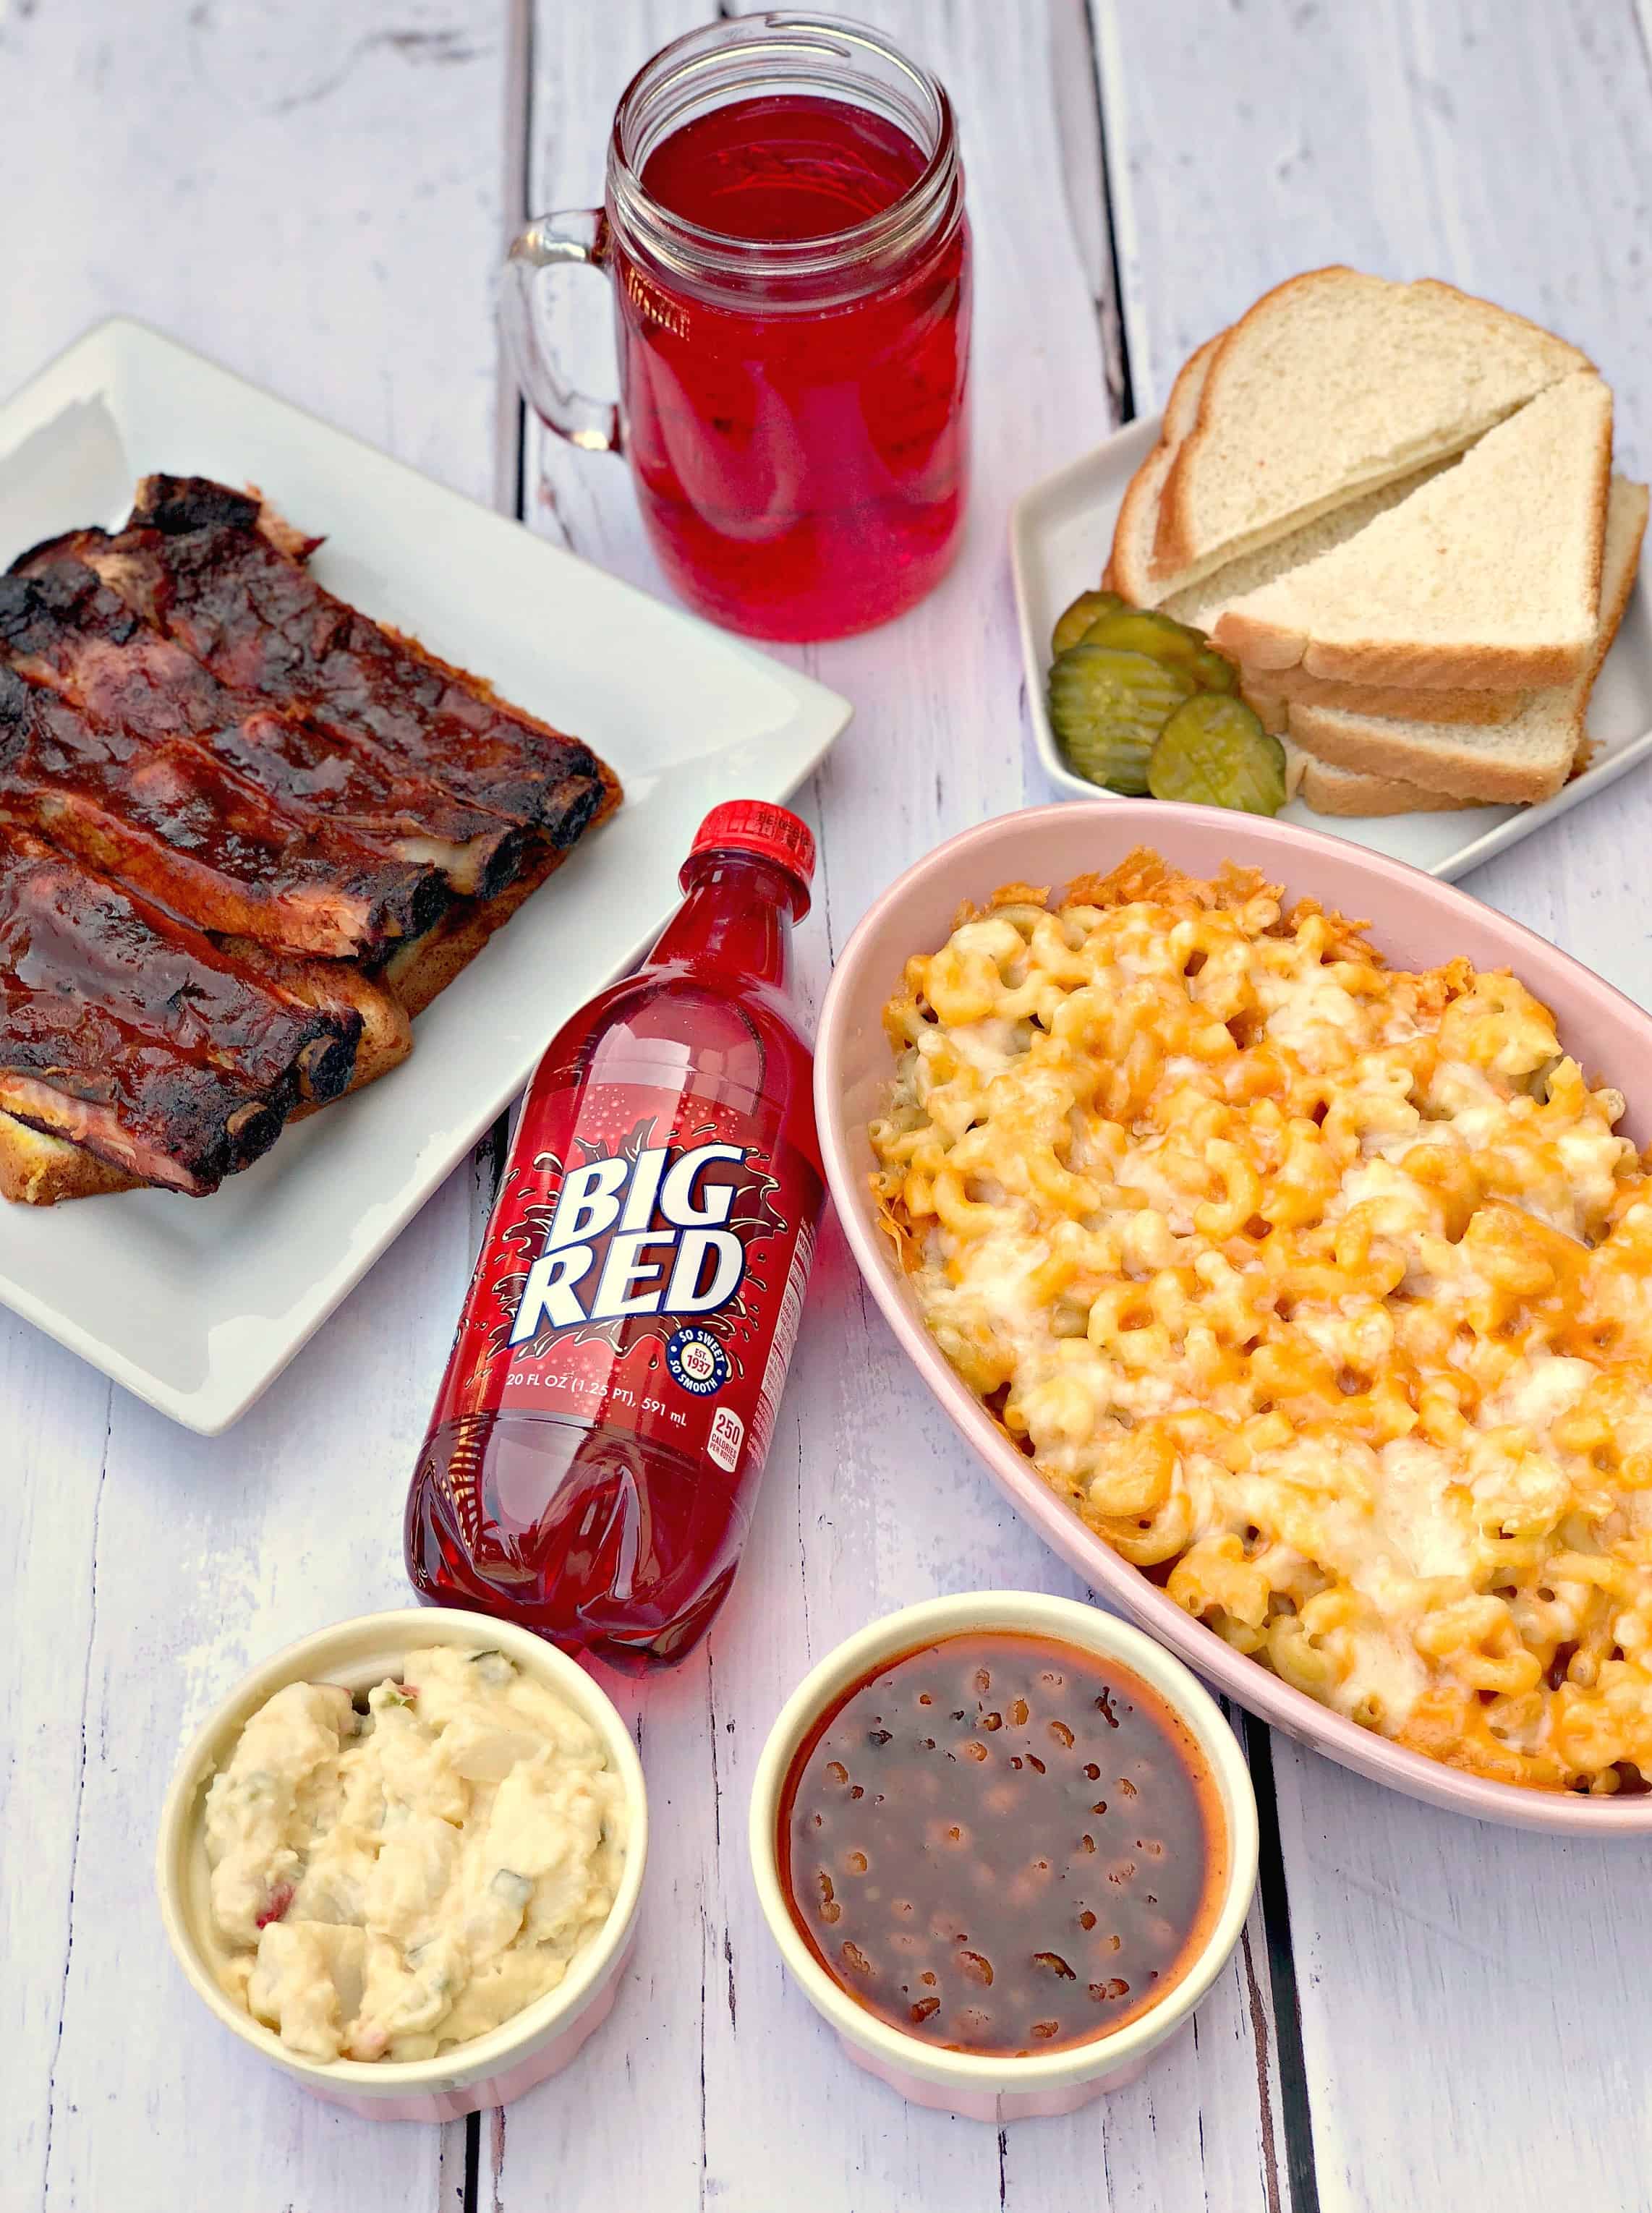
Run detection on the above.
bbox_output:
[405,801,822,1671]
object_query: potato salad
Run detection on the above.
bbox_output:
[202,1645,627,2063]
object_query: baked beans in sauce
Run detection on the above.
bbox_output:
[778,1632,1225,2055]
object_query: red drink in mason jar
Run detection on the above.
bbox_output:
[616,90,971,639]
[405,802,822,1671]
[503,14,971,641]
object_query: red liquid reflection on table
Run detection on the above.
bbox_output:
[616,93,972,640]
[406,803,823,1672]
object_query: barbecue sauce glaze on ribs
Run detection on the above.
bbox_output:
[64,476,609,846]
[0,662,445,960]
[0,828,362,1194]
[0,560,527,899]
[0,476,618,1199]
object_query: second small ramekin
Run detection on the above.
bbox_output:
[749,1590,1259,2123]
[156,1607,647,2122]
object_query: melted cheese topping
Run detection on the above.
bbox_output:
[869,855,1652,1794]
[203,1645,626,2061]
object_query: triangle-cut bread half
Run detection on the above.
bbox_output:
[1285,474,1645,805]
[1151,268,1592,595]
[1214,372,1613,689]
[1117,412,1532,725]
[1287,746,1475,817]
[1106,337,1220,605]
[1162,463,1530,727]
[1122,446,1530,810]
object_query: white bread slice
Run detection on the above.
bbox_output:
[1246,661,1527,728]
[1157,463,1528,729]
[1151,269,1592,594]
[1166,470,1444,629]
[1125,492,1505,805]
[1111,316,1541,722]
[1285,474,1645,804]
[1290,746,1475,816]
[1106,338,1220,605]
[1125,439,1525,725]
[1215,372,1613,688]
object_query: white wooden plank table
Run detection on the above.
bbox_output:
[0,4,1647,2209]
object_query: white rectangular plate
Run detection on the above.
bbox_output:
[0,317,851,1433]
[1010,414,1652,875]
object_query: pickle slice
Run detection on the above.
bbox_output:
[1078,606,1238,693]
[1048,646,1195,795]
[1146,693,1287,814]
[1052,588,1128,657]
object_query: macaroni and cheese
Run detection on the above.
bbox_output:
[869,851,1652,1793]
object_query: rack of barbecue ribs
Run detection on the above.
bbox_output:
[0,477,620,1203]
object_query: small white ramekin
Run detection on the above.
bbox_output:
[156,1607,647,2123]
[749,1590,1259,2123]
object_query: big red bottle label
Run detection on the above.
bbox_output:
[437,1080,820,1489]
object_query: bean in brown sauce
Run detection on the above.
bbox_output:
[778,1631,1225,2055]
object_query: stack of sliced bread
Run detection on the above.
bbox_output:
[1105,268,1645,816]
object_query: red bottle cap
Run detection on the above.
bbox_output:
[686,801,816,896]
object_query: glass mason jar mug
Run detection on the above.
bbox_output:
[502,12,973,642]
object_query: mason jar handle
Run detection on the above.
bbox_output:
[502,210,621,456]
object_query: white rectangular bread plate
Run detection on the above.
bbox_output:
[0,318,851,1431]
[1010,414,1652,877]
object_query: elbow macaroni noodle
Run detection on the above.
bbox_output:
[868,851,1652,1794]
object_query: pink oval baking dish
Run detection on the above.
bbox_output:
[814,798,1652,1835]
[156,1608,647,2121]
